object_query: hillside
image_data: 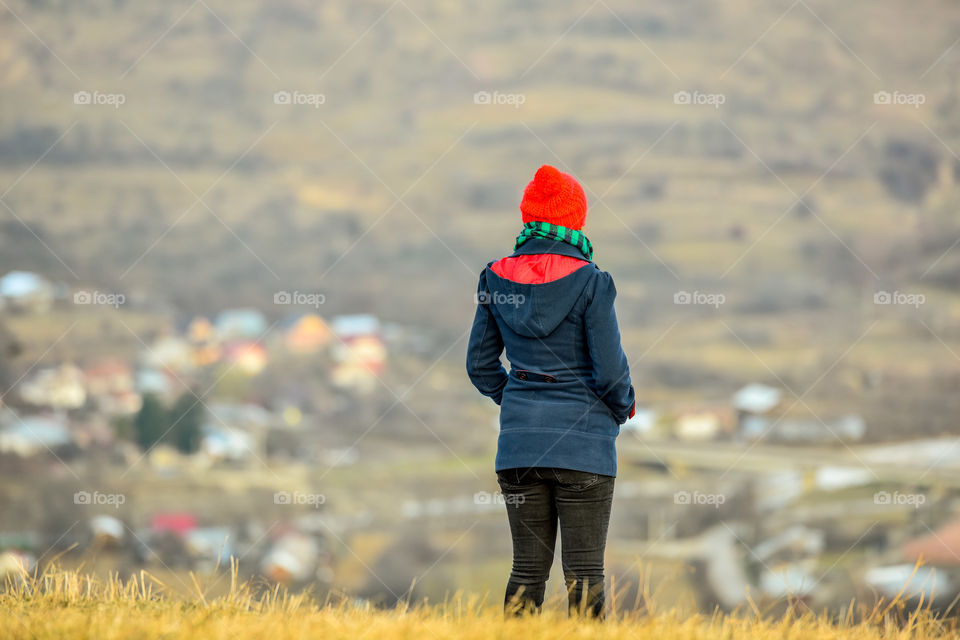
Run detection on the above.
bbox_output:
[2,0,960,436]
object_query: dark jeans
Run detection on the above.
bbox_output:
[496,466,615,618]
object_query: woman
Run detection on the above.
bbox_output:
[466,165,635,617]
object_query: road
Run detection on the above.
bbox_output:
[618,437,960,487]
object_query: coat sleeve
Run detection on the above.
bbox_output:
[466,269,508,405]
[584,270,636,424]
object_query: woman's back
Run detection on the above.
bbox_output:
[466,171,635,478]
[465,165,635,618]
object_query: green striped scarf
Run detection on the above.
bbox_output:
[514,222,593,261]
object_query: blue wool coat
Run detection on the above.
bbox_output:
[466,238,635,477]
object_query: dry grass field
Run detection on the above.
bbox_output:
[3,567,958,640]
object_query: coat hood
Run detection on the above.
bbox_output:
[481,257,595,339]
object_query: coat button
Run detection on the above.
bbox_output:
[517,372,527,380]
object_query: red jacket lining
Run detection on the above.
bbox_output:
[490,254,589,284]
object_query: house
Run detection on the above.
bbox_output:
[19,364,86,409]
[185,527,234,566]
[331,315,386,369]
[732,383,783,414]
[90,515,125,546]
[864,565,953,603]
[202,404,271,460]
[0,271,54,314]
[151,512,198,538]
[136,367,177,400]
[144,335,194,373]
[738,414,771,440]
[814,466,874,491]
[0,550,36,579]
[261,532,320,584]
[674,407,733,442]
[184,316,222,367]
[332,314,380,340]
[215,308,267,341]
[903,515,960,567]
[186,316,215,343]
[339,335,386,372]
[0,413,72,456]
[83,359,140,415]
[200,424,257,461]
[759,562,818,600]
[329,315,386,393]
[84,358,133,396]
[621,407,657,436]
[222,341,268,376]
[191,343,223,368]
[283,314,333,355]
[732,383,782,436]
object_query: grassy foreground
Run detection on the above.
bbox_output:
[2,568,957,640]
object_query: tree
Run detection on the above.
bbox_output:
[169,392,204,454]
[133,393,168,453]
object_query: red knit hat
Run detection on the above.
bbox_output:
[520,165,587,230]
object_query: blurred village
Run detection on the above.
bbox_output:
[3,267,960,615]
[0,268,395,594]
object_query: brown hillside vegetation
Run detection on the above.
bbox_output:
[3,0,960,439]
[3,567,960,640]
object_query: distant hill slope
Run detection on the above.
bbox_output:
[2,1,960,438]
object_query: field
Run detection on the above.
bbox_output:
[2,568,958,640]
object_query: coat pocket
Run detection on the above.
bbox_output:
[499,393,593,433]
